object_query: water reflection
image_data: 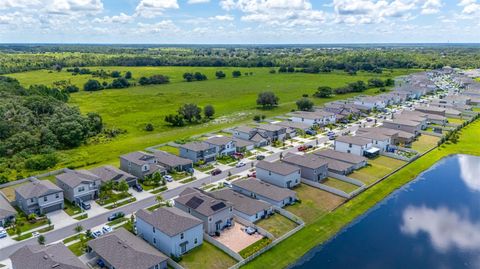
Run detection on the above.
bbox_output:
[401,205,480,252]
[458,155,480,192]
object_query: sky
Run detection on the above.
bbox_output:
[0,0,479,44]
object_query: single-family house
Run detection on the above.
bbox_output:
[445,108,462,117]
[15,180,64,215]
[313,149,367,170]
[0,194,16,227]
[10,243,87,269]
[210,189,273,223]
[275,121,311,136]
[231,178,297,208]
[153,151,193,172]
[56,169,101,204]
[353,96,387,110]
[249,132,269,147]
[394,113,428,130]
[255,124,287,142]
[90,165,138,187]
[334,136,375,157]
[281,153,328,182]
[204,136,237,156]
[402,110,447,125]
[232,126,257,141]
[356,127,415,146]
[356,131,391,151]
[232,138,255,152]
[382,119,422,136]
[179,142,217,163]
[289,110,336,127]
[136,207,203,258]
[174,188,234,235]
[414,106,446,116]
[120,151,167,179]
[256,160,301,188]
[88,228,168,269]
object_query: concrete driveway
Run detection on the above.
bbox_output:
[46,210,77,230]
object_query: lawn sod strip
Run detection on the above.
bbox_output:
[242,119,480,269]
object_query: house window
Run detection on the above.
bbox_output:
[44,196,47,202]
[155,265,159,269]
[269,171,271,176]
[255,213,258,218]
[55,193,59,199]
[208,217,212,222]
[30,198,34,203]
[230,207,233,212]
[78,187,85,192]
[194,238,198,244]
[153,238,156,244]
[180,233,184,239]
[349,143,352,148]
[347,150,351,153]
[188,208,191,213]
[153,227,155,233]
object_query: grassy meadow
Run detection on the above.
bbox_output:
[7,67,417,175]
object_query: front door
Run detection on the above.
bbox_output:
[286,181,291,188]
[180,242,187,254]
[215,220,222,231]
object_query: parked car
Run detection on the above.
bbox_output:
[211,168,222,176]
[245,226,257,235]
[0,227,7,238]
[247,172,256,178]
[233,152,244,159]
[307,145,313,149]
[97,259,105,267]
[107,211,125,221]
[102,225,113,234]
[91,230,103,238]
[163,175,174,182]
[256,155,265,160]
[366,118,373,122]
[297,145,307,151]
[236,161,246,168]
[186,167,195,174]
[327,131,335,136]
[328,135,336,140]
[32,231,40,238]
[305,129,317,135]
[133,184,143,192]
[80,201,91,210]
[223,182,233,188]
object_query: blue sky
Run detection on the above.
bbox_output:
[0,0,479,44]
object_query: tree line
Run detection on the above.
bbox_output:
[314,78,394,98]
[164,104,215,127]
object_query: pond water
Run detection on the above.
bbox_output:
[291,154,480,269]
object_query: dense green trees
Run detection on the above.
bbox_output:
[83,79,102,91]
[138,74,170,85]
[296,98,314,111]
[314,86,333,98]
[0,76,103,180]
[204,105,215,119]
[165,104,215,126]
[215,71,226,79]
[232,70,242,78]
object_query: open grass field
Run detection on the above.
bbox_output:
[180,241,236,269]
[411,134,440,153]
[6,67,417,177]
[256,213,298,238]
[287,184,345,224]
[349,156,406,185]
[242,119,480,269]
[322,177,359,193]
[0,182,27,201]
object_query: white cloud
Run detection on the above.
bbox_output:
[137,20,179,33]
[135,0,179,18]
[188,0,210,4]
[209,14,234,21]
[44,0,104,15]
[458,155,480,191]
[401,206,480,252]
[421,0,443,14]
[458,0,480,14]
[93,13,133,24]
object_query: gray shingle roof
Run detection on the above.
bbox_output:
[0,194,16,221]
[282,153,328,169]
[15,180,62,199]
[56,169,100,188]
[210,189,271,216]
[318,157,354,173]
[88,228,168,269]
[175,188,233,217]
[232,178,297,202]
[255,124,286,132]
[205,136,234,146]
[120,151,156,166]
[153,151,192,167]
[136,207,203,237]
[180,141,212,152]
[313,149,366,165]
[335,136,372,146]
[274,121,310,131]
[256,160,300,176]
[90,165,136,183]
[233,126,255,133]
[356,131,390,141]
[10,243,87,269]
[232,138,255,148]
[384,119,421,127]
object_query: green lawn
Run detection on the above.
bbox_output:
[156,145,180,155]
[63,233,85,244]
[63,200,82,216]
[105,197,136,210]
[287,184,345,224]
[179,241,236,269]
[242,119,480,269]
[322,177,359,193]
[5,67,417,179]
[239,237,272,259]
[447,117,465,125]
[97,192,132,206]
[68,237,92,256]
[411,134,440,153]
[349,156,406,185]
[256,213,298,238]
[74,213,88,220]
[7,218,49,236]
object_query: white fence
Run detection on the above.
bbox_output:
[235,217,275,239]
[301,179,350,198]
[328,172,364,187]
[167,258,185,269]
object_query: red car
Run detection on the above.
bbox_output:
[298,145,308,151]
[211,168,222,176]
[247,172,256,178]
[233,152,244,159]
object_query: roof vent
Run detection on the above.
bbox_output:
[52,264,60,268]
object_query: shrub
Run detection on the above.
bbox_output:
[145,123,154,132]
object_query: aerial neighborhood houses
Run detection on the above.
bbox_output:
[120,151,167,179]
[56,169,101,204]
[289,110,336,126]
[90,165,138,187]
[255,160,301,188]
[153,151,193,172]
[10,243,87,269]
[0,193,16,227]
[15,180,64,215]
[282,153,328,182]
[232,178,298,208]
[179,141,217,163]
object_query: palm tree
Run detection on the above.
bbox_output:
[74,225,83,233]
